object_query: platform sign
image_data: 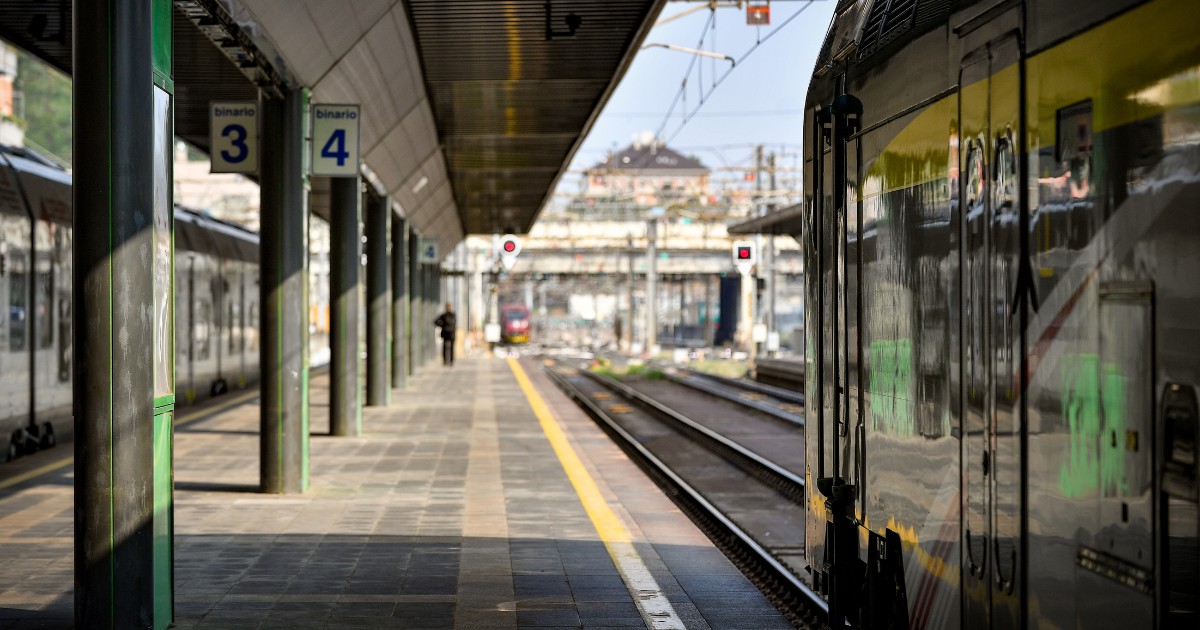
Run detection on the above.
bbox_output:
[419,238,438,263]
[747,4,770,25]
[311,104,360,177]
[210,101,258,173]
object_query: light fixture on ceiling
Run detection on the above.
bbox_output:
[412,176,429,194]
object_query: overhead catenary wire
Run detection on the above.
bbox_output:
[652,10,716,141]
[654,1,817,144]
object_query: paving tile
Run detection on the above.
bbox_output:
[0,359,790,630]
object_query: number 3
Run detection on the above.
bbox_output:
[221,124,248,164]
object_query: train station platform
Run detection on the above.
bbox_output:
[0,356,790,629]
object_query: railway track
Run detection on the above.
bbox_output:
[543,360,826,628]
[754,358,806,391]
[666,368,804,426]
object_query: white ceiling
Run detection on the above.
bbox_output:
[234,0,462,258]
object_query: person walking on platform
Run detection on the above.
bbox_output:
[434,303,457,366]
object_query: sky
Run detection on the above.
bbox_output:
[552,0,838,200]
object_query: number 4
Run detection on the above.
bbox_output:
[321,129,349,166]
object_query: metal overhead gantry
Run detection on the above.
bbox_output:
[0,0,671,627]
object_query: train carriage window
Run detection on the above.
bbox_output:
[247,302,259,352]
[37,270,53,348]
[9,268,26,351]
[195,298,211,360]
[993,137,1017,394]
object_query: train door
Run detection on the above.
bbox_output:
[175,252,192,402]
[811,89,863,626]
[959,16,1024,630]
[32,219,60,413]
[55,224,71,392]
[221,259,241,387]
[244,267,259,375]
[0,206,32,452]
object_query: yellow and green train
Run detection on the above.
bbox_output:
[800,0,1199,627]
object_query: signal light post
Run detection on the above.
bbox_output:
[732,241,757,369]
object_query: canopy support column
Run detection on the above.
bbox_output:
[330,176,362,435]
[259,88,311,494]
[366,193,390,406]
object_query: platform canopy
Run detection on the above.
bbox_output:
[727,203,805,239]
[0,0,666,257]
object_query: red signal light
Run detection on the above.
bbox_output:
[503,240,516,252]
[738,247,751,259]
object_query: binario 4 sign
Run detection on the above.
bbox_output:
[311,104,361,177]
[210,101,258,173]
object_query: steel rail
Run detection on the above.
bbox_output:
[583,370,807,494]
[542,365,828,624]
[666,369,803,426]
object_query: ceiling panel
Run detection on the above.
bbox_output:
[405,0,666,234]
[0,0,665,257]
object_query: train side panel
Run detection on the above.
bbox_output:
[1023,0,1200,627]
[806,0,1200,627]
[0,170,31,456]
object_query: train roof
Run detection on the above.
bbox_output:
[0,143,259,262]
[175,207,258,263]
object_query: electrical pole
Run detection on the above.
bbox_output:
[747,145,764,367]
[767,151,777,357]
[627,233,636,352]
[646,219,658,356]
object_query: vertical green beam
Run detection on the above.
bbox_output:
[330,176,361,434]
[427,265,436,364]
[408,227,421,376]
[434,266,443,361]
[365,193,390,405]
[260,89,310,493]
[74,0,174,627]
[390,216,408,388]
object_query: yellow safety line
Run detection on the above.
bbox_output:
[0,387,260,491]
[508,358,631,543]
[507,358,684,629]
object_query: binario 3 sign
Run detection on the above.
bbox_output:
[210,101,258,173]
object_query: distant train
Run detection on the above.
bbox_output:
[801,0,1199,628]
[0,145,292,462]
[500,303,530,344]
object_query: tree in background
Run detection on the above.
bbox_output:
[16,51,71,164]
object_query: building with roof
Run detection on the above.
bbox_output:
[571,135,712,215]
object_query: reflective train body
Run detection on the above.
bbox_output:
[800,0,1199,627]
[0,147,267,461]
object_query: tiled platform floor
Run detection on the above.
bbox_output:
[0,356,790,629]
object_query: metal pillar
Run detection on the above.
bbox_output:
[366,193,390,406]
[765,231,777,357]
[408,227,421,375]
[74,0,174,625]
[627,235,635,352]
[426,265,436,363]
[260,88,310,494]
[330,176,361,435]
[767,152,778,357]
[391,216,408,388]
[646,219,658,354]
[704,276,714,347]
[438,266,446,360]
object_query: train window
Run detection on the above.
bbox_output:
[195,299,211,360]
[247,302,259,352]
[993,137,1016,210]
[229,301,242,353]
[966,142,985,210]
[9,270,26,351]
[37,271,53,349]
